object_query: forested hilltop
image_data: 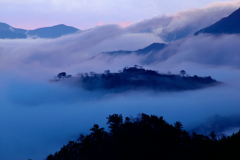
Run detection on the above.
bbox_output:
[53,66,220,92]
[46,113,240,160]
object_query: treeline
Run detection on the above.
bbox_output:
[55,66,220,92]
[46,113,240,160]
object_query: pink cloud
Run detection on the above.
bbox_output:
[98,21,103,26]
[119,21,131,28]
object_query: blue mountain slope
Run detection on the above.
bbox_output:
[103,43,166,55]
[0,30,27,39]
[136,43,166,54]
[0,22,27,39]
[0,23,80,39]
[195,7,240,35]
[0,22,12,30]
[27,24,80,38]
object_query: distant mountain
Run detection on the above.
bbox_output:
[0,22,80,39]
[195,7,240,35]
[0,22,16,31]
[136,43,166,54]
[27,24,79,38]
[0,22,27,39]
[0,30,27,39]
[103,43,166,55]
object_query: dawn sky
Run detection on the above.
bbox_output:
[0,0,237,29]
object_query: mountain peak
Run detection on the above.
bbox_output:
[27,24,80,38]
[195,7,240,35]
[0,22,11,30]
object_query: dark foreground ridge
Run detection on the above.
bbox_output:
[53,66,220,92]
[46,113,240,160]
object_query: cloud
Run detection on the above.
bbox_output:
[119,21,132,28]
[190,114,240,135]
[126,0,240,42]
[1,0,238,30]
[0,24,162,78]
[1,64,240,160]
[151,34,240,68]
[97,21,103,26]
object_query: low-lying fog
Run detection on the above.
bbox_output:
[1,26,240,160]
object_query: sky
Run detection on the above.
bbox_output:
[0,0,238,29]
[1,0,240,160]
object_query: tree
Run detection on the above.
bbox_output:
[46,154,54,160]
[104,70,110,75]
[65,75,72,78]
[134,65,139,68]
[106,114,123,135]
[209,131,217,141]
[174,121,183,130]
[57,72,66,79]
[77,134,85,143]
[180,70,186,76]
[90,124,105,142]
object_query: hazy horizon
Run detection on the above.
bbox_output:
[0,0,239,30]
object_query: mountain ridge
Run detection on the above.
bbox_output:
[103,43,167,55]
[0,22,80,39]
[195,7,240,35]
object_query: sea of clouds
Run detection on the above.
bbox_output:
[1,2,240,159]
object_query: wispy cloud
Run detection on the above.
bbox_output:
[1,0,238,30]
[126,0,240,41]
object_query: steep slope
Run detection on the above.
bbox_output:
[195,7,240,35]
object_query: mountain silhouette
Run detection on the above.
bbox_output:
[27,24,80,38]
[103,43,166,55]
[195,7,240,35]
[0,22,80,39]
[0,30,27,39]
[0,22,27,38]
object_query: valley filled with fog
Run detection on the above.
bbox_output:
[1,29,240,160]
[1,1,240,159]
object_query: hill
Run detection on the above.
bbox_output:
[52,66,220,92]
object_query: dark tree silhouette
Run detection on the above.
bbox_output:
[57,72,66,79]
[89,124,106,143]
[180,70,186,76]
[106,114,123,136]
[46,113,240,160]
